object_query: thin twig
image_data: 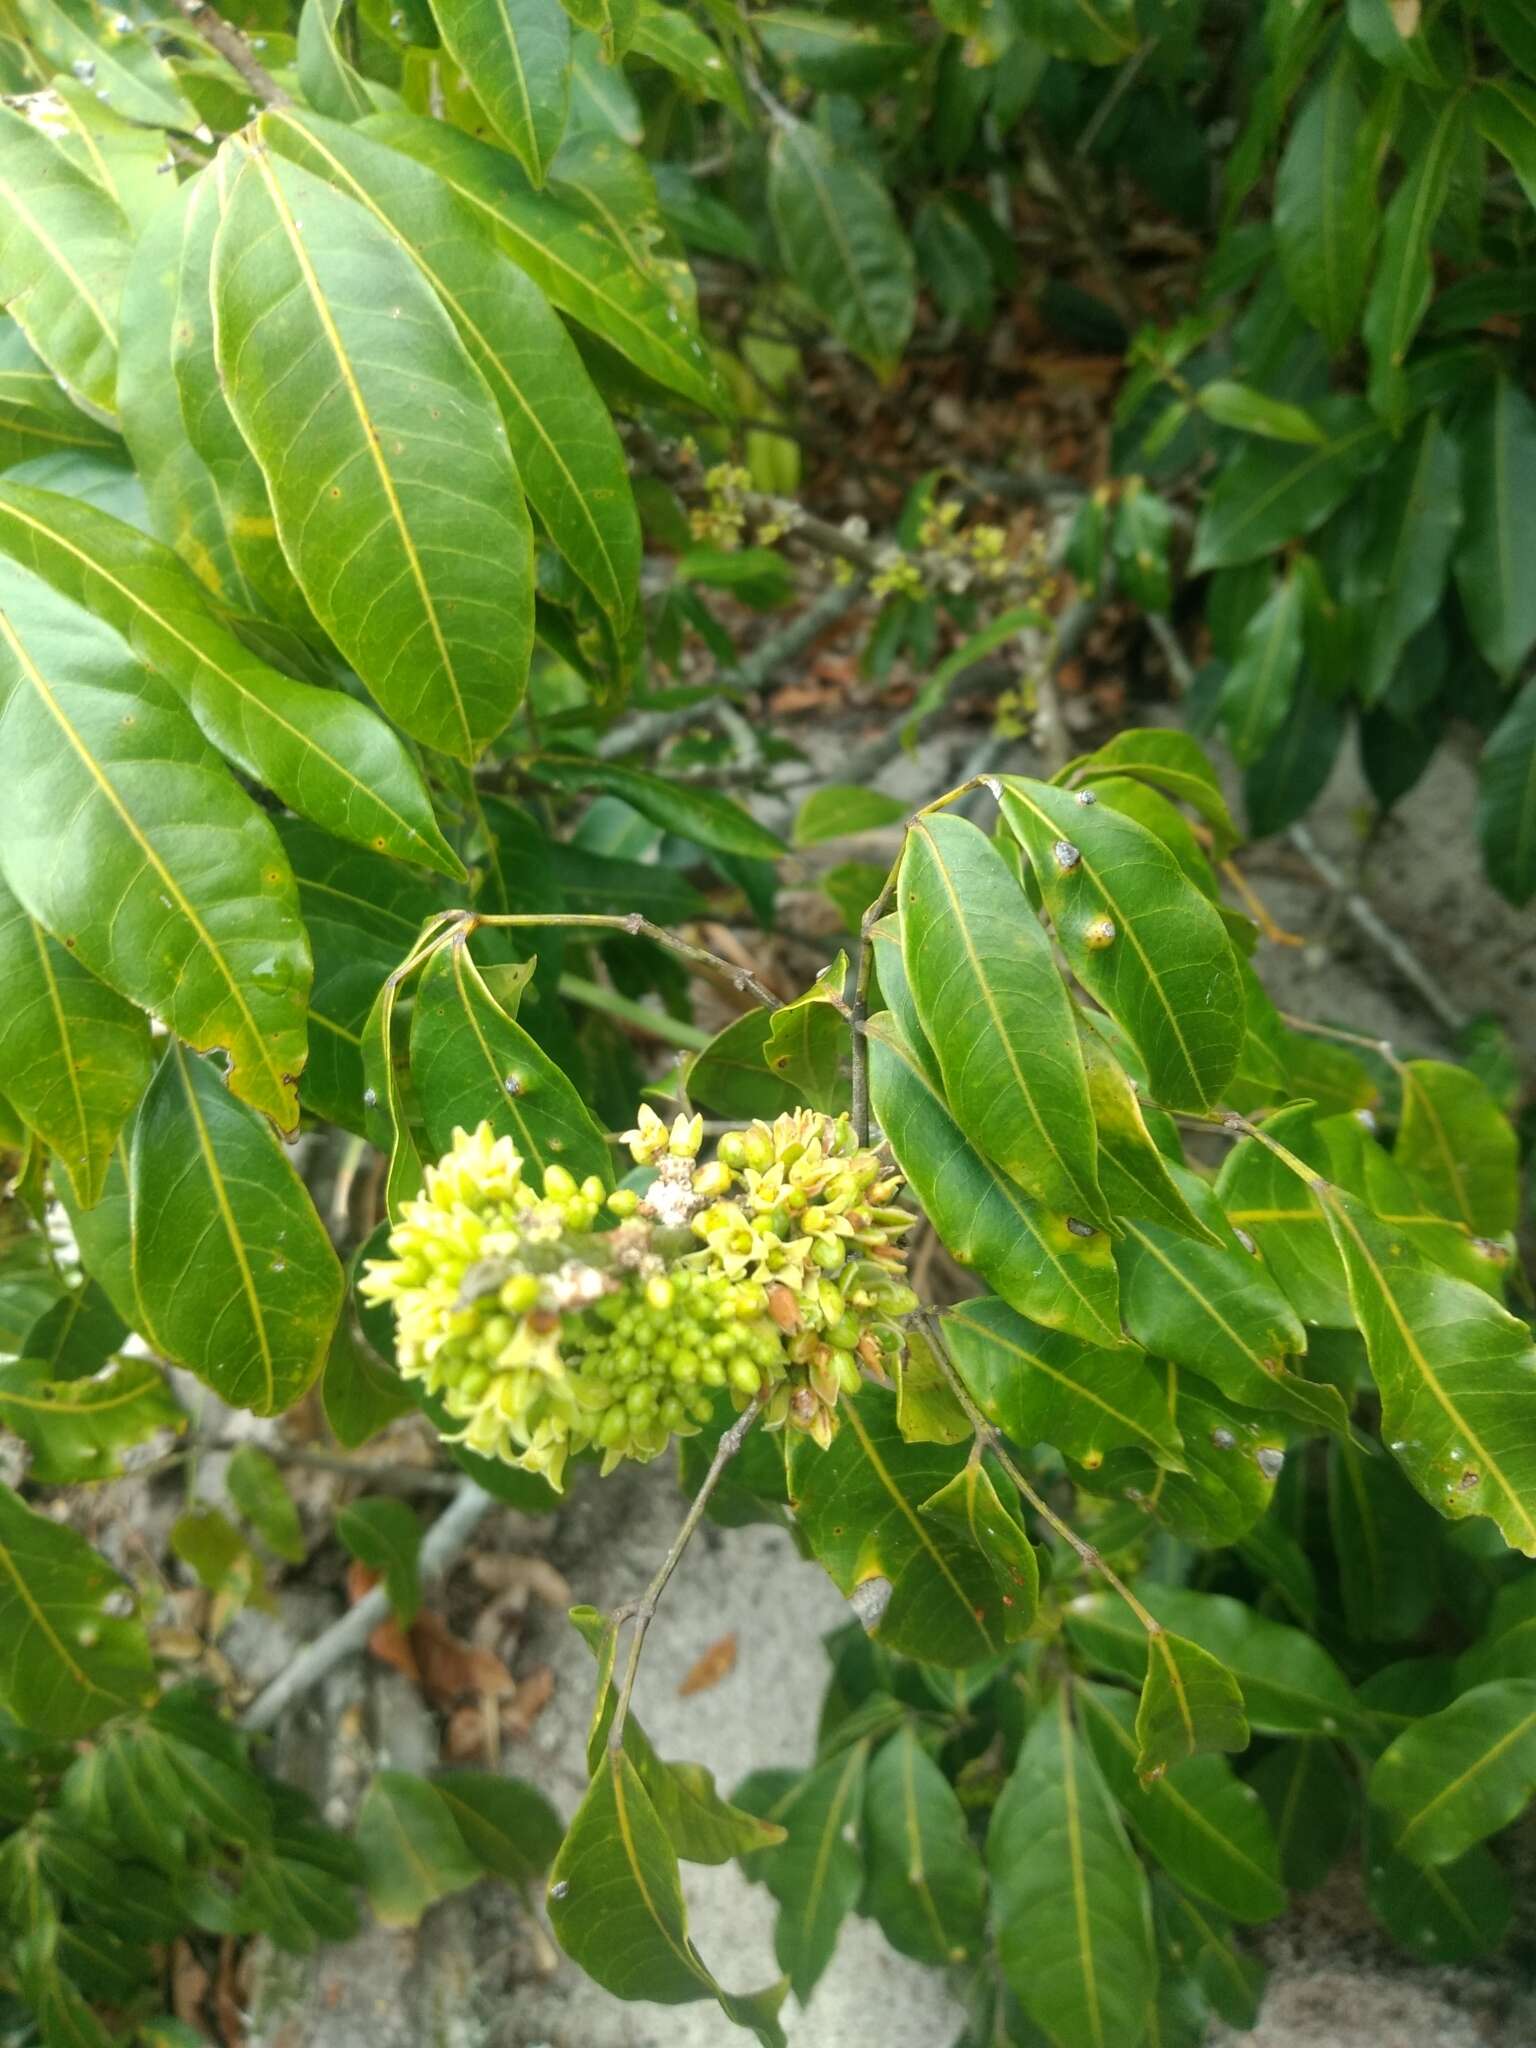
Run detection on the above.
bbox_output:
[1278,1011,1403,1068]
[607,1396,765,1751]
[240,1478,494,1733]
[470,911,782,1013]
[172,0,288,104]
[917,1313,1161,1636]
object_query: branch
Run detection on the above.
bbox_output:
[171,0,288,105]
[240,1478,494,1734]
[917,1312,1162,1638]
[468,910,782,1013]
[607,1395,765,1751]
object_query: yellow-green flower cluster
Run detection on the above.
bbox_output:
[360,1110,915,1491]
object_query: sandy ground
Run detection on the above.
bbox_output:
[243,722,1536,2048]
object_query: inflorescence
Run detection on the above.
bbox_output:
[361,1108,916,1490]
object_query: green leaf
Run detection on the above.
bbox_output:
[762,955,848,1113]
[16,0,197,129]
[787,1385,1016,1668]
[686,1007,803,1121]
[989,1686,1155,2048]
[1321,1186,1536,1555]
[756,7,916,87]
[1479,677,1536,906]
[0,1481,154,1735]
[919,1455,1040,1641]
[943,1294,1185,1472]
[1191,395,1389,569]
[1078,1684,1283,1923]
[227,1445,305,1564]
[1076,1019,1223,1248]
[1454,375,1536,679]
[1474,77,1536,211]
[737,1745,865,2000]
[1246,1738,1355,1891]
[0,867,151,1207]
[767,114,915,378]
[211,141,533,762]
[1216,1105,1354,1325]
[1273,46,1374,352]
[1365,1821,1512,1963]
[409,939,611,1184]
[533,754,786,860]
[1361,95,1464,423]
[0,1356,181,1482]
[1134,1631,1249,1781]
[127,1046,344,1415]
[1395,1059,1517,1236]
[1370,1679,1536,1865]
[298,0,380,119]
[894,1324,970,1447]
[1327,1434,1442,1644]
[900,812,1107,1225]
[259,109,639,633]
[356,1770,484,1925]
[900,603,1043,741]
[430,0,569,181]
[861,1723,988,1966]
[630,5,748,116]
[867,1012,1125,1350]
[1111,482,1174,612]
[1157,1884,1266,2030]
[549,1750,787,2042]
[1067,1586,1360,1737]
[0,315,122,471]
[1351,415,1463,705]
[792,783,907,846]
[21,1277,127,1381]
[0,481,460,878]
[1218,571,1304,767]
[0,558,311,1129]
[0,103,129,422]
[999,777,1242,1113]
[361,113,726,415]
[1084,1372,1289,1547]
[432,1768,564,1887]
[323,1311,415,1447]
[1196,379,1325,445]
[1064,728,1240,856]
[337,1497,421,1623]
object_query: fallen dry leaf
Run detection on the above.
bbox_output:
[678,1634,738,1697]
[441,1664,556,1761]
[469,1553,573,1607]
[171,1938,210,2024]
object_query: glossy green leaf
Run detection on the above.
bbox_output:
[1081,1371,1288,1548]
[1196,379,1324,445]
[1077,1019,1222,1248]
[1327,1435,1441,1644]
[1215,1104,1353,1327]
[738,1745,865,2000]
[1067,1586,1360,1736]
[550,1749,787,2041]
[1366,1820,1511,1963]
[1191,396,1389,570]
[297,0,380,119]
[0,1481,154,1736]
[360,113,726,414]
[410,939,610,1183]
[337,1496,421,1623]
[1273,45,1374,352]
[787,1386,1015,1668]
[867,1012,1125,1350]
[767,114,915,378]
[227,1444,305,1563]
[686,1008,803,1121]
[0,1356,181,1482]
[323,1311,415,1447]
[0,103,129,422]
[1396,1059,1517,1237]
[1352,415,1463,705]
[431,0,569,181]
[989,1686,1155,2048]
[919,1455,1040,1641]
[15,0,197,129]
[1479,677,1536,906]
[1458,376,1536,679]
[1246,1738,1354,1891]
[0,481,460,877]
[1459,1570,1536,1688]
[21,1277,127,1381]
[212,141,534,761]
[862,1723,988,1966]
[900,812,1106,1225]
[432,1768,563,1888]
[0,315,122,471]
[128,1046,344,1414]
[762,956,848,1114]
[1157,1884,1266,2030]
[356,1770,483,1925]
[1062,728,1239,856]
[1135,1631,1249,1779]
[1476,78,1536,217]
[0,558,311,1128]
[1371,1679,1536,1865]
[1000,777,1242,1112]
[1322,1187,1536,1554]
[943,1293,1184,1472]
[630,4,747,114]
[534,753,785,860]
[1079,1684,1282,1923]
[1218,571,1304,767]
[792,783,907,846]
[0,867,151,1208]
[1362,95,1464,422]
[260,109,639,632]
